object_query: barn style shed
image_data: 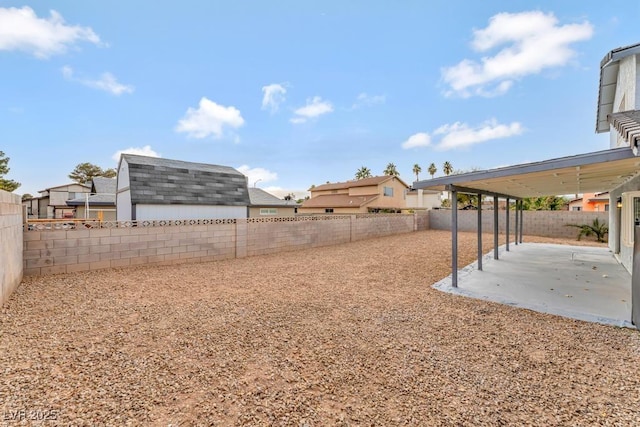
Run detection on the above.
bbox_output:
[116,154,250,221]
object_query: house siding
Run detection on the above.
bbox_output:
[610,55,639,148]
[609,173,640,272]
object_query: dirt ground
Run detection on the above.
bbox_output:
[1,230,639,426]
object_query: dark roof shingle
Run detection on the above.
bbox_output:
[121,154,250,206]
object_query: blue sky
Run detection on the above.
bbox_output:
[1,1,638,198]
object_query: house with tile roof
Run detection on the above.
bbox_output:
[116,154,250,221]
[298,175,410,214]
[66,177,117,221]
[247,187,299,217]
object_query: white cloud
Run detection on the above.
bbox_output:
[401,119,523,151]
[442,11,593,98]
[237,165,278,186]
[0,6,102,59]
[175,97,244,139]
[112,145,160,162]
[261,83,287,113]
[290,96,333,123]
[401,132,431,149]
[62,66,134,95]
[351,92,386,109]
[434,119,524,150]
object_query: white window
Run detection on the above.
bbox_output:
[260,208,278,215]
[383,187,394,197]
[621,191,640,246]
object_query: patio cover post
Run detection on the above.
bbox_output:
[452,190,458,287]
[514,199,519,246]
[506,198,510,251]
[477,193,482,271]
[519,202,524,243]
[493,196,499,260]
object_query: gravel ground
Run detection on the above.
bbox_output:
[2,230,640,426]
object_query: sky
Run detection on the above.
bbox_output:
[1,1,639,199]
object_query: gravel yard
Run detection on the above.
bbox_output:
[2,230,640,426]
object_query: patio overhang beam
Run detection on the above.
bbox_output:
[445,184,521,201]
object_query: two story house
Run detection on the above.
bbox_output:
[24,182,91,219]
[298,176,409,214]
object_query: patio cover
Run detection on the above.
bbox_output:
[412,146,640,292]
[413,147,640,199]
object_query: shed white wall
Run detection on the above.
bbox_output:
[135,204,246,220]
[117,159,131,190]
[116,159,132,221]
[116,190,132,220]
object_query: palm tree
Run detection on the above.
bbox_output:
[383,163,400,176]
[428,163,437,178]
[443,161,453,176]
[355,166,372,180]
[442,161,453,207]
[412,163,422,181]
[566,218,609,242]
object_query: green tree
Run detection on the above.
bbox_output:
[412,163,422,181]
[443,161,453,176]
[383,162,399,176]
[68,162,116,184]
[428,162,437,178]
[521,196,567,211]
[355,166,372,180]
[0,151,21,192]
[21,193,33,201]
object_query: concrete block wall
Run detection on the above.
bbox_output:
[1,191,23,305]
[24,214,421,276]
[429,209,609,239]
[245,217,352,256]
[24,223,237,276]
[350,214,415,241]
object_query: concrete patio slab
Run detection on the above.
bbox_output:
[434,243,634,328]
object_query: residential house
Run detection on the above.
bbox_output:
[299,176,409,214]
[116,154,250,221]
[404,188,442,210]
[597,43,640,270]
[66,177,117,221]
[24,183,91,219]
[248,187,299,217]
[568,192,610,212]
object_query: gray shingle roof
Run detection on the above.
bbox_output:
[122,154,250,206]
[92,177,117,194]
[248,188,300,207]
[66,193,115,206]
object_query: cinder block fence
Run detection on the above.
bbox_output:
[23,214,426,276]
[0,190,23,305]
[428,209,608,239]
